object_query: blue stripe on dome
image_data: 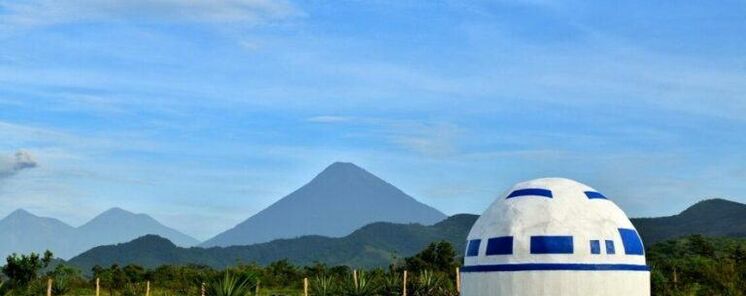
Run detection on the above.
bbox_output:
[461,263,649,273]
[585,191,607,199]
[506,188,553,199]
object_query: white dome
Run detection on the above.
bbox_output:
[460,178,649,296]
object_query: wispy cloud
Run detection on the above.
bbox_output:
[306,115,352,123]
[0,150,38,179]
[0,0,302,28]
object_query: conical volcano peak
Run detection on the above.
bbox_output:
[6,208,35,219]
[201,162,447,247]
[317,162,369,177]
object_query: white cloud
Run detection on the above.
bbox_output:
[0,0,302,28]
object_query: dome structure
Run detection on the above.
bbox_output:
[461,178,649,296]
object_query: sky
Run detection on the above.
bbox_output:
[0,0,745,241]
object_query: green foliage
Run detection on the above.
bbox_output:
[402,241,457,274]
[310,275,336,296]
[207,272,257,296]
[340,270,377,296]
[647,235,746,296]
[1,250,53,288]
[378,271,401,296]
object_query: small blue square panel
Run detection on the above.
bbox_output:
[618,228,645,255]
[530,236,574,254]
[590,240,601,254]
[605,240,615,254]
[486,236,513,255]
[466,239,481,257]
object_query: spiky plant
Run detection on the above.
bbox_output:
[411,270,442,296]
[379,272,402,296]
[340,270,378,296]
[310,275,336,296]
[51,276,71,296]
[122,283,146,296]
[207,272,257,296]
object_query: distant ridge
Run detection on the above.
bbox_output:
[69,198,746,270]
[0,208,198,260]
[201,162,447,247]
[631,198,746,244]
[70,214,475,271]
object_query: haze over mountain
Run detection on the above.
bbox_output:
[69,198,746,270]
[0,209,76,259]
[201,162,447,247]
[0,208,198,259]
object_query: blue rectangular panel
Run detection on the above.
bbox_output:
[605,240,615,254]
[507,188,553,199]
[618,228,644,255]
[590,240,600,254]
[585,191,607,199]
[466,239,481,257]
[486,236,513,255]
[530,236,573,254]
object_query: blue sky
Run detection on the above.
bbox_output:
[0,0,744,240]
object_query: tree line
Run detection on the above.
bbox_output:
[0,236,744,295]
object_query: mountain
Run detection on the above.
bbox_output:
[68,198,746,271]
[201,162,447,247]
[74,207,199,251]
[0,209,77,258]
[0,208,198,260]
[69,214,476,272]
[631,198,746,245]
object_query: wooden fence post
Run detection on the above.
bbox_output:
[46,278,52,296]
[402,270,408,296]
[456,267,461,293]
[304,277,308,296]
[201,282,205,296]
[255,281,260,296]
[96,278,100,296]
[353,269,358,289]
[146,281,150,296]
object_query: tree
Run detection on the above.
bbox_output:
[403,241,458,274]
[1,250,53,287]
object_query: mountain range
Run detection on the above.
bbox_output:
[68,198,746,271]
[201,162,446,247]
[2,162,446,257]
[0,207,198,259]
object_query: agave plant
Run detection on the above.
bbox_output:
[411,270,442,296]
[207,272,257,296]
[310,275,336,296]
[122,282,146,296]
[51,276,71,296]
[340,270,378,296]
[379,272,402,296]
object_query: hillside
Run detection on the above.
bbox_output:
[0,208,198,260]
[201,162,446,247]
[69,214,476,272]
[631,198,746,245]
[68,198,746,271]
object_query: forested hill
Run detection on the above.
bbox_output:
[69,214,477,272]
[631,198,746,244]
[68,198,746,272]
